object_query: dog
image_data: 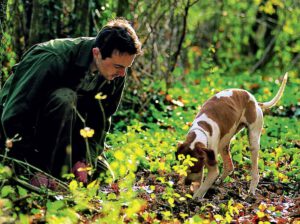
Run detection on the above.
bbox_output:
[176,73,288,199]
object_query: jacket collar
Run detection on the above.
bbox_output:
[74,37,95,70]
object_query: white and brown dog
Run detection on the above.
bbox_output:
[176,73,288,199]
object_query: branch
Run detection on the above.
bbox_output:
[0,154,69,192]
[250,36,276,73]
[142,8,168,46]
[290,52,300,69]
[170,0,199,73]
[189,0,199,7]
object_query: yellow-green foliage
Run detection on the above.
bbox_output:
[0,71,299,223]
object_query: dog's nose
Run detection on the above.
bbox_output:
[185,178,192,185]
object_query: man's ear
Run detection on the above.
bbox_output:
[92,47,102,72]
[92,47,101,58]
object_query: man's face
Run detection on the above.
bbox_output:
[92,48,136,81]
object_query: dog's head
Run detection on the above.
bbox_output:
[176,141,217,186]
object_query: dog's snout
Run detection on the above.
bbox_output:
[175,151,178,160]
[185,177,192,185]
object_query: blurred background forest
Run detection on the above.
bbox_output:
[0,0,299,116]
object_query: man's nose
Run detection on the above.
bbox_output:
[117,68,126,77]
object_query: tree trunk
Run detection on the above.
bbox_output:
[249,4,279,72]
[0,0,8,88]
[29,0,46,46]
[73,0,90,36]
[28,0,63,46]
[0,0,8,54]
[7,0,26,58]
[0,0,8,36]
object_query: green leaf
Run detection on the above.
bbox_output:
[168,198,175,207]
[107,193,117,200]
[232,153,243,162]
[17,186,28,197]
[46,200,65,214]
[1,185,15,197]
[18,214,30,224]
[214,214,224,221]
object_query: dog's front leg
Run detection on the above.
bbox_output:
[192,164,219,199]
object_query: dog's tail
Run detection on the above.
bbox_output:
[258,72,288,109]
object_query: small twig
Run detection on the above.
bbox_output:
[250,36,276,73]
[289,53,300,70]
[142,8,168,46]
[12,176,58,196]
[0,154,69,191]
[97,155,115,181]
[12,194,31,203]
[0,179,8,189]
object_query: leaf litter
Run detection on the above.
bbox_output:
[107,170,300,223]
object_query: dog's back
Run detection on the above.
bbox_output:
[194,89,258,147]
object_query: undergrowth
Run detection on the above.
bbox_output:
[0,71,299,223]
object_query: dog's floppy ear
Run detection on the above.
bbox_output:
[176,142,189,159]
[194,144,217,166]
[177,141,183,148]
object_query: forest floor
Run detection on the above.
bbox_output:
[98,170,300,223]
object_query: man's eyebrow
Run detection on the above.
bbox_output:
[114,64,130,68]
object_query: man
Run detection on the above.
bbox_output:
[0,18,142,183]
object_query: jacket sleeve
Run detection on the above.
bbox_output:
[1,51,64,150]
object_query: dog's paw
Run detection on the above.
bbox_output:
[192,196,207,203]
[192,191,207,201]
[245,194,256,203]
[249,187,257,196]
[215,178,223,185]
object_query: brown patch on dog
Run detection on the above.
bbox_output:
[197,121,213,136]
[244,100,257,124]
[199,90,250,139]
[195,142,206,149]
[186,131,196,144]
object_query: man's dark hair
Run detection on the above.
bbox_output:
[95,18,142,59]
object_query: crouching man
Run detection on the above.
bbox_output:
[0,18,142,185]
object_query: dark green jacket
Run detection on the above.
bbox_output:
[0,37,125,152]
